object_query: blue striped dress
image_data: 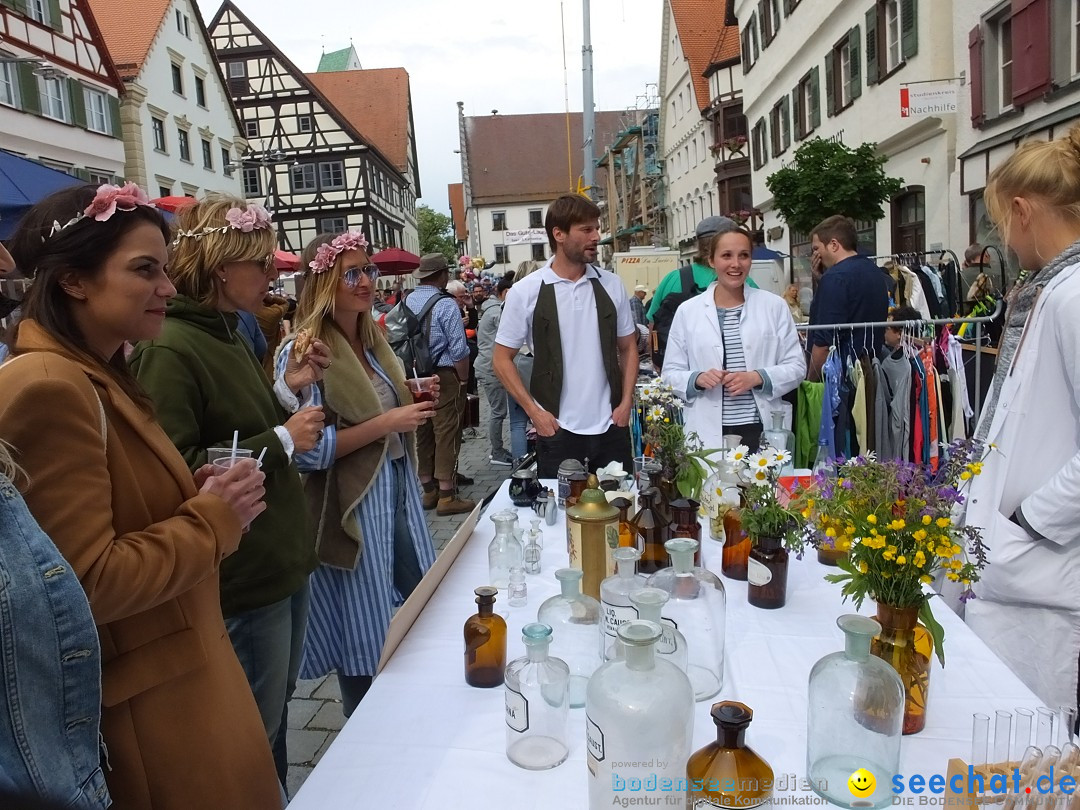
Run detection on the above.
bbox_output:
[276,339,437,679]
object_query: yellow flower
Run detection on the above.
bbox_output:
[961,578,971,586]
[896,555,907,565]
[920,574,934,584]
[960,471,971,481]
[801,508,811,519]
[913,551,926,567]
[947,572,960,582]
[845,524,856,536]
[866,514,878,525]
[807,499,816,509]
[936,517,951,528]
[950,559,963,571]
[664,417,671,423]
[922,515,932,525]
[825,527,837,538]
[913,529,928,542]
[857,561,869,574]
[838,538,852,551]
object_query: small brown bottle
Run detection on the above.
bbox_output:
[687,701,774,809]
[464,586,506,688]
[610,496,637,550]
[632,487,671,575]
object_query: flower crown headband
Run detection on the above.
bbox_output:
[308,230,369,274]
[171,203,273,244]
[46,182,155,239]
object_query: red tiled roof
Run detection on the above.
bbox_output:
[448,183,467,241]
[464,110,630,205]
[306,68,412,174]
[708,20,741,69]
[86,0,171,79]
[670,0,739,111]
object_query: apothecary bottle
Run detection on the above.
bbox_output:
[599,547,645,661]
[628,587,687,673]
[504,623,570,770]
[687,702,774,809]
[721,493,750,581]
[761,410,795,475]
[586,621,694,810]
[464,586,506,688]
[566,486,619,600]
[747,535,789,610]
[488,510,522,590]
[610,496,638,550]
[669,497,703,567]
[645,538,726,701]
[807,615,903,809]
[536,568,601,708]
[632,487,671,575]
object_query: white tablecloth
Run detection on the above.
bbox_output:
[289,482,1043,809]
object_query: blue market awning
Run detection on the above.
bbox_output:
[0,150,82,239]
[752,246,787,260]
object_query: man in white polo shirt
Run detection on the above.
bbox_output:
[493,194,638,478]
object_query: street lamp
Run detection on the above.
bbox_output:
[0,56,66,80]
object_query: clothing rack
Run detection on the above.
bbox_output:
[795,299,1005,421]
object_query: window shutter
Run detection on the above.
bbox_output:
[46,0,61,30]
[901,0,919,59]
[849,25,863,101]
[825,52,836,117]
[107,95,121,137]
[74,168,91,181]
[783,0,794,14]
[16,63,40,115]
[1011,0,1052,106]
[969,25,985,126]
[810,66,821,129]
[742,27,751,73]
[68,79,86,128]
[866,6,879,85]
[782,94,791,150]
[792,85,803,141]
[758,1,767,45]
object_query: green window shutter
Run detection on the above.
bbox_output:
[866,6,879,85]
[74,168,91,181]
[849,25,862,101]
[810,66,821,129]
[781,94,791,150]
[901,0,918,59]
[68,79,86,128]
[46,0,61,30]
[107,94,121,137]
[792,85,803,141]
[16,63,40,115]
[825,53,836,117]
[0,0,27,13]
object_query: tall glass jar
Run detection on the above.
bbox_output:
[747,535,789,610]
[631,487,671,575]
[586,621,694,810]
[628,587,687,673]
[464,586,506,688]
[808,615,904,808]
[645,539,726,701]
[871,602,934,735]
[536,568,601,708]
[599,547,645,661]
[687,702,774,809]
[488,510,522,590]
[504,623,570,770]
[761,409,795,475]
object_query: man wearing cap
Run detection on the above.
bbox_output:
[405,254,476,515]
[629,284,649,327]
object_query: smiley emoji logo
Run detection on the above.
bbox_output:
[848,768,876,798]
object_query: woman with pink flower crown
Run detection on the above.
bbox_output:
[129,194,329,792]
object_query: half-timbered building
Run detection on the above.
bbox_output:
[208,1,419,254]
[0,0,125,181]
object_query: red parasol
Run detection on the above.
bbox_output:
[150,195,197,213]
[274,249,300,271]
[369,247,421,275]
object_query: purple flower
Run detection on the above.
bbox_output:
[959,588,977,604]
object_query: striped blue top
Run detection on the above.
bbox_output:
[718,305,759,425]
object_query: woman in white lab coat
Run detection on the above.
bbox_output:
[964,123,1080,712]
[662,226,805,452]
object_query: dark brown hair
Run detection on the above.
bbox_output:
[7,184,169,413]
[544,194,601,251]
[810,215,859,252]
[706,225,753,260]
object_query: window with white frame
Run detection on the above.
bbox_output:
[1074,0,1080,77]
[761,0,781,45]
[532,243,545,261]
[244,120,258,138]
[749,17,761,64]
[84,88,108,133]
[494,245,509,264]
[492,211,507,231]
[319,161,344,189]
[298,115,312,133]
[242,167,261,197]
[40,78,67,121]
[291,164,317,191]
[319,217,347,233]
[194,76,206,107]
[87,169,112,185]
[884,0,902,73]
[171,63,183,95]
[178,129,190,162]
[1000,16,1014,111]
[152,117,166,151]
[201,139,213,170]
[228,61,246,78]
[0,62,17,108]
[529,209,543,228]
[29,0,48,25]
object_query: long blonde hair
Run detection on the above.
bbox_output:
[169,194,278,307]
[985,122,1080,248]
[295,234,383,349]
[0,440,23,485]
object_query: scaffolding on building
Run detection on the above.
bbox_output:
[596,108,665,251]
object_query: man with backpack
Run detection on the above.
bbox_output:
[397,254,475,515]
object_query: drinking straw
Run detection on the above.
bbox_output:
[231,430,239,462]
[256,446,268,466]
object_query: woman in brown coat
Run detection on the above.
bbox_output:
[0,184,280,809]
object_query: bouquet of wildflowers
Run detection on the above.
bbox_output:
[726,444,806,553]
[637,381,718,501]
[796,440,989,665]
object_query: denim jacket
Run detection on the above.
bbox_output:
[0,474,110,808]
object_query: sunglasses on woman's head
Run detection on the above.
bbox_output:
[343,265,380,287]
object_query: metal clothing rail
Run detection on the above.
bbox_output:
[794,299,1005,421]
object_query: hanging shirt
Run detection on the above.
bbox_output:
[817,349,842,458]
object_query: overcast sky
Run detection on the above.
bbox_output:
[197,0,662,215]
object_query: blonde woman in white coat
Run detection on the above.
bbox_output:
[663,226,805,451]
[964,123,1080,713]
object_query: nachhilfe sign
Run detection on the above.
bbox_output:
[900,84,958,118]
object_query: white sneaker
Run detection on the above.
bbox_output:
[489,452,512,467]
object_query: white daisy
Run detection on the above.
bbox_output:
[747,452,772,470]
[771,449,792,466]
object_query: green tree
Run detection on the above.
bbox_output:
[765,138,904,235]
[417,204,457,264]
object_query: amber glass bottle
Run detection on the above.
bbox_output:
[721,498,750,581]
[464,586,507,688]
[747,536,789,610]
[631,487,671,575]
[610,497,638,550]
[687,701,774,809]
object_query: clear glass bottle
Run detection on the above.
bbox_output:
[505,623,570,770]
[687,701,774,809]
[807,615,904,809]
[669,497,703,566]
[464,586,507,688]
[586,620,694,810]
[508,567,527,607]
[812,437,834,477]
[646,538,726,701]
[632,487,671,575]
[536,568,601,708]
[710,455,743,543]
[761,409,796,475]
[628,587,687,673]
[599,547,645,661]
[529,517,544,548]
[488,510,522,590]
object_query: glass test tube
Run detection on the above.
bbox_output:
[1060,706,1077,748]
[973,713,991,769]
[1015,708,1035,762]
[1037,707,1056,749]
[995,710,1014,767]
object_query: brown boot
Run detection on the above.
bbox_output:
[421,483,439,510]
[436,490,476,516]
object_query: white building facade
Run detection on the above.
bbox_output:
[737,0,955,277]
[470,202,549,271]
[0,0,124,181]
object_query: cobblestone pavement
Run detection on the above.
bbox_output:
[284,399,510,797]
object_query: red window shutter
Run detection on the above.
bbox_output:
[969,25,985,127]
[1011,0,1051,106]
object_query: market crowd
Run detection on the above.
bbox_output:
[3,121,1080,809]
